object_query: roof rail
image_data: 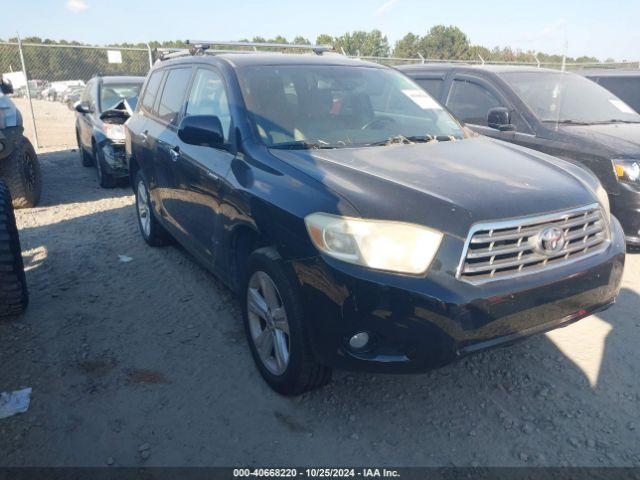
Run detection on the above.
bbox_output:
[186,40,333,56]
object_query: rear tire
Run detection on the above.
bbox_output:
[93,143,116,188]
[0,180,28,318]
[0,137,42,209]
[242,247,331,395]
[134,170,170,247]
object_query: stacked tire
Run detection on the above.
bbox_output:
[0,180,28,318]
[0,137,42,209]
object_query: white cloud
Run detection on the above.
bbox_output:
[66,0,88,13]
[376,0,400,16]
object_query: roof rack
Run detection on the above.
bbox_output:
[187,40,333,55]
[155,40,334,61]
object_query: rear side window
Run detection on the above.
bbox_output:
[140,70,164,114]
[415,78,444,100]
[157,68,192,125]
[447,79,503,125]
[185,68,232,141]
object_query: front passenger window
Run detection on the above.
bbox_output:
[447,79,503,126]
[185,69,232,142]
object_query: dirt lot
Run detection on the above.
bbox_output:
[12,97,77,151]
[0,148,639,467]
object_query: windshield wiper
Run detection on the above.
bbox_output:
[364,134,459,147]
[541,119,593,125]
[589,119,640,124]
[270,140,336,150]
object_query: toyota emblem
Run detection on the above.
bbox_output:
[535,227,566,255]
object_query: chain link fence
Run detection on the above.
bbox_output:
[2,41,640,151]
[349,54,640,70]
[1,42,152,150]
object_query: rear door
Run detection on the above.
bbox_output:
[149,66,193,240]
[173,67,235,267]
[131,69,165,188]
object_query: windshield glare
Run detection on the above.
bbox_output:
[502,72,640,124]
[100,83,142,111]
[237,65,464,148]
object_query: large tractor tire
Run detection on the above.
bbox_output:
[0,180,28,318]
[0,137,42,209]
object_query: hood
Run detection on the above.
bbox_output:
[270,137,597,238]
[555,123,640,157]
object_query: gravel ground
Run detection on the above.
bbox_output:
[0,148,639,467]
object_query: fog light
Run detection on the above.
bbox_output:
[349,332,370,350]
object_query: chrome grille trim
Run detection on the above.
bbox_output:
[457,204,610,284]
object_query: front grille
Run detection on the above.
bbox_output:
[458,204,609,284]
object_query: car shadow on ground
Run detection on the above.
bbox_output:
[32,149,132,208]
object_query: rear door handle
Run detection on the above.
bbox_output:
[140,130,148,143]
[169,146,180,162]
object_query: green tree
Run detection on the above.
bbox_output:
[393,33,421,58]
[419,25,470,60]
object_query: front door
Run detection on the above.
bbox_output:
[445,74,519,141]
[173,67,235,267]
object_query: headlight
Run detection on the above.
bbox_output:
[102,123,125,141]
[304,213,443,275]
[612,159,640,184]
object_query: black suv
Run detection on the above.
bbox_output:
[398,64,640,247]
[75,75,144,187]
[126,42,625,395]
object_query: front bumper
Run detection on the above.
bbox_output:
[98,140,128,178]
[610,184,640,246]
[291,215,626,373]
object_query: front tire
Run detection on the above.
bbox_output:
[134,170,169,247]
[76,131,92,167]
[0,180,28,318]
[93,143,116,188]
[242,248,331,395]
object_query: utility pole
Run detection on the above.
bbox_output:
[17,32,40,150]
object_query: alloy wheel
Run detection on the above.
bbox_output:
[137,180,151,238]
[247,271,291,376]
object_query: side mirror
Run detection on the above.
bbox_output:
[74,101,93,114]
[178,115,225,149]
[0,79,13,95]
[488,107,515,131]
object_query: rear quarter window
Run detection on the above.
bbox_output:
[140,70,164,115]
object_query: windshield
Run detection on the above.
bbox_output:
[237,65,464,148]
[100,83,142,111]
[502,72,640,124]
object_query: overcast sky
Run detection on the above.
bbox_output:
[2,0,638,61]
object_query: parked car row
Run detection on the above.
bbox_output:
[66,42,628,395]
[398,64,640,247]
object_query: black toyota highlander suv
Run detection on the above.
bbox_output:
[125,42,625,395]
[398,64,640,247]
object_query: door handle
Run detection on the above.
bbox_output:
[169,146,181,162]
[206,171,219,181]
[140,130,148,143]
